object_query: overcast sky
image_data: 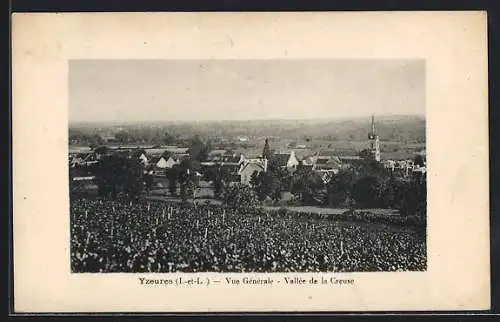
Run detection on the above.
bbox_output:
[69,59,425,123]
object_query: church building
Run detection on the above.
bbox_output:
[368,114,381,162]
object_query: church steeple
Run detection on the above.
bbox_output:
[369,114,376,140]
[368,114,381,162]
[371,114,375,138]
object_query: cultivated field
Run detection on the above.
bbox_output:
[70,198,426,273]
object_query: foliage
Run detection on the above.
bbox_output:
[115,131,134,144]
[223,184,260,209]
[207,165,227,199]
[352,176,383,208]
[358,148,373,160]
[320,158,426,215]
[262,138,272,160]
[132,148,147,158]
[71,199,426,273]
[414,154,425,167]
[399,177,427,219]
[187,135,211,162]
[161,150,173,160]
[164,131,177,145]
[250,170,282,203]
[93,145,109,156]
[290,168,325,205]
[167,165,180,197]
[94,154,144,200]
[325,169,355,207]
[69,115,425,148]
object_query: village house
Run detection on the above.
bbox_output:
[165,155,181,168]
[238,136,249,142]
[70,152,99,168]
[206,149,229,162]
[139,153,148,166]
[272,150,300,172]
[203,150,241,173]
[70,156,86,168]
[338,155,363,168]
[316,169,339,184]
[100,133,117,144]
[148,156,168,176]
[238,158,268,186]
[313,155,342,171]
[220,154,241,165]
[300,155,316,169]
[144,148,168,156]
[382,158,426,177]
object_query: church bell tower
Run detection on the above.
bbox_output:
[368,114,381,162]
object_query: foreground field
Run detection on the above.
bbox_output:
[70,198,426,273]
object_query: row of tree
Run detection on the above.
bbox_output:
[243,155,426,218]
[85,141,425,219]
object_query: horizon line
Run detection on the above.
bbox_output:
[69,113,426,125]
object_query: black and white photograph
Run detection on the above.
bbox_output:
[69,59,427,274]
[13,12,490,312]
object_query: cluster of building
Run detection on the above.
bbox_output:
[381,152,427,176]
[69,115,427,186]
[237,148,364,185]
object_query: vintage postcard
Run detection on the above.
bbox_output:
[11,12,489,312]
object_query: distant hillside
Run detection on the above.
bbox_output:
[69,115,426,145]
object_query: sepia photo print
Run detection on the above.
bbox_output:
[13,12,490,312]
[69,59,427,274]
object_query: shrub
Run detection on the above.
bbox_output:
[223,183,260,210]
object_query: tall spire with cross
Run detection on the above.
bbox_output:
[368,114,381,162]
[371,114,375,138]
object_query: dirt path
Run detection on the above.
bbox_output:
[144,194,399,216]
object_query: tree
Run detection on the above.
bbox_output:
[95,154,144,201]
[399,177,427,219]
[414,154,425,167]
[355,158,386,179]
[188,135,211,162]
[144,167,154,194]
[94,146,109,156]
[177,157,201,202]
[89,134,104,148]
[179,158,193,172]
[250,170,261,188]
[133,148,147,158]
[213,166,224,199]
[379,174,402,208]
[167,165,180,197]
[262,138,272,160]
[223,184,260,210]
[115,131,132,144]
[250,169,282,203]
[164,132,176,145]
[267,156,281,173]
[178,169,190,202]
[264,172,282,203]
[352,176,383,208]
[161,150,172,160]
[325,169,354,207]
[358,148,373,161]
[290,168,325,205]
